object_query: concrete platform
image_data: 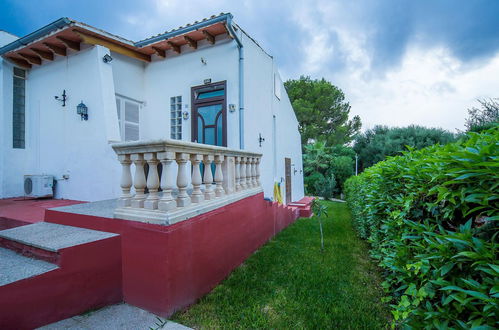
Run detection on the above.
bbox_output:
[0,222,118,252]
[0,198,84,224]
[38,303,191,330]
[0,247,58,286]
[50,199,117,219]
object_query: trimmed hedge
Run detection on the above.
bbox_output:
[344,126,498,328]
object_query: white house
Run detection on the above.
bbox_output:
[0,13,304,211]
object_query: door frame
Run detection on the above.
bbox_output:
[285,157,292,204]
[191,81,227,146]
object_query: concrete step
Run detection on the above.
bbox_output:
[0,247,59,287]
[0,222,122,329]
[0,222,118,253]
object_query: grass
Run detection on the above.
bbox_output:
[172,201,390,329]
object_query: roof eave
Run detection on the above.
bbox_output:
[0,17,73,56]
[135,13,233,48]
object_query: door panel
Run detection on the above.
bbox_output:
[285,158,292,204]
[191,81,227,147]
[196,104,224,145]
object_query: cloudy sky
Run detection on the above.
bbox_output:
[2,0,498,132]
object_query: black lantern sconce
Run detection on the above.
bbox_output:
[76,101,88,121]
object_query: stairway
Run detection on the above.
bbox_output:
[0,222,123,329]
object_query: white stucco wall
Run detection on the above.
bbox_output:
[143,37,239,145]
[0,31,19,198]
[240,31,305,202]
[1,27,304,203]
[1,45,121,201]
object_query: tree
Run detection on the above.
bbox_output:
[303,141,336,197]
[284,76,361,145]
[465,98,499,132]
[303,141,355,197]
[353,125,456,171]
[330,156,354,192]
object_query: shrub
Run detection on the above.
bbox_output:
[344,126,498,328]
[314,174,336,200]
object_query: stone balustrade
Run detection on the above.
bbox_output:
[112,139,263,224]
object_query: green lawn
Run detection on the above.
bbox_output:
[172,201,390,329]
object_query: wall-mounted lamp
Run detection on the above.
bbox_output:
[182,111,189,120]
[258,133,265,147]
[229,104,236,113]
[103,54,113,63]
[54,89,67,107]
[201,57,207,65]
[76,101,88,121]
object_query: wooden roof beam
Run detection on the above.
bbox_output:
[56,36,80,51]
[18,53,42,65]
[6,56,31,69]
[30,48,54,61]
[43,42,67,56]
[167,41,181,54]
[184,36,197,49]
[72,30,151,62]
[151,46,166,58]
[202,30,215,45]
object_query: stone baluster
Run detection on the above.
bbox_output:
[240,156,247,190]
[131,153,146,208]
[214,154,225,197]
[118,154,132,207]
[158,151,176,211]
[235,156,241,192]
[190,154,204,203]
[175,153,190,207]
[256,157,261,186]
[250,157,257,187]
[245,157,252,188]
[144,153,160,210]
[203,155,215,200]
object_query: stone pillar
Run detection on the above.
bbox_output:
[190,154,204,203]
[250,157,257,188]
[131,153,146,208]
[118,154,132,207]
[158,151,176,211]
[235,156,241,192]
[245,156,252,188]
[214,154,225,197]
[203,155,215,200]
[240,157,247,190]
[144,152,160,210]
[256,157,261,186]
[175,153,191,207]
[222,156,235,194]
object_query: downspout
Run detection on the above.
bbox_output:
[226,15,244,150]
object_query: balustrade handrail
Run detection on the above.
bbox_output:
[111,139,263,225]
[112,139,262,158]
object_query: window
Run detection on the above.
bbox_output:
[116,96,140,141]
[13,67,26,149]
[170,96,182,140]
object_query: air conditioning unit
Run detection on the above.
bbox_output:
[24,175,54,198]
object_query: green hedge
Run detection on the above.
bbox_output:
[344,127,498,328]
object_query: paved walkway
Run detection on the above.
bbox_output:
[39,303,192,330]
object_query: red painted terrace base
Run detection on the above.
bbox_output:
[0,194,313,327]
[0,197,83,229]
